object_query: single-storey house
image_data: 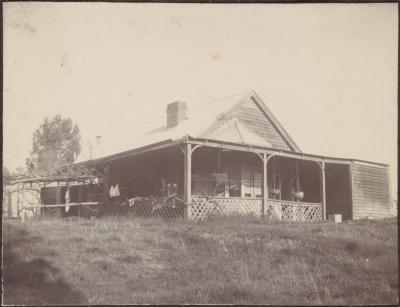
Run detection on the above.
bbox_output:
[12,90,393,221]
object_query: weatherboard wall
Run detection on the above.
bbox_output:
[351,163,392,219]
[202,97,294,151]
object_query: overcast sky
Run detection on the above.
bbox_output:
[3,3,398,195]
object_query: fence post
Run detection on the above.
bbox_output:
[183,142,192,220]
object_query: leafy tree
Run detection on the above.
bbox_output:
[26,115,81,176]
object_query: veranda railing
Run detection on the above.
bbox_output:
[17,195,322,222]
[266,199,322,222]
[190,195,322,222]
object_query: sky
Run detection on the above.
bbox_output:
[3,3,398,196]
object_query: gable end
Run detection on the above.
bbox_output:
[201,91,301,152]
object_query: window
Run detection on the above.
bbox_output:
[227,166,241,197]
[225,164,264,198]
[242,165,262,198]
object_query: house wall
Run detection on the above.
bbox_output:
[229,98,293,151]
[351,163,392,219]
[325,164,352,220]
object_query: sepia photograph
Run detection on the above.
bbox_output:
[2,1,398,305]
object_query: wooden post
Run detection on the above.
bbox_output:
[183,142,192,220]
[56,181,62,217]
[262,153,268,219]
[320,161,327,221]
[56,181,61,204]
[40,182,46,217]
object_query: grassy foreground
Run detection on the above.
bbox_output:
[2,216,398,305]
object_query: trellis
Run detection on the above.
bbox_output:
[191,196,262,221]
[190,196,322,222]
[266,199,322,222]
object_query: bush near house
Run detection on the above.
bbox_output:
[2,216,398,305]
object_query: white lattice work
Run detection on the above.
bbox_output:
[266,199,322,222]
[190,196,322,222]
[191,196,262,221]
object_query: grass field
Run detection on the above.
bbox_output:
[2,216,398,305]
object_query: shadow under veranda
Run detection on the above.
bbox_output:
[2,221,88,305]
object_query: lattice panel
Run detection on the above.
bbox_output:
[191,196,262,221]
[267,200,322,222]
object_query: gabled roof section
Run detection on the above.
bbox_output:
[249,90,301,152]
[76,90,301,163]
[207,117,273,147]
[200,90,302,152]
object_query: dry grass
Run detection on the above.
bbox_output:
[2,216,398,305]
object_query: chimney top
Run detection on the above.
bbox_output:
[167,101,187,128]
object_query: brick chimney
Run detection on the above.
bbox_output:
[167,101,187,128]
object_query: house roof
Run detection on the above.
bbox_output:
[71,90,389,169]
[72,134,388,169]
[76,90,300,163]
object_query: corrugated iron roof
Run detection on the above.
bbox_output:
[76,90,251,162]
[73,90,388,168]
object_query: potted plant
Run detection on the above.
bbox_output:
[270,187,280,196]
[293,190,304,200]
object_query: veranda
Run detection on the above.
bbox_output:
[100,137,329,222]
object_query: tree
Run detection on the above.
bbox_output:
[3,166,11,183]
[15,166,26,176]
[26,115,81,176]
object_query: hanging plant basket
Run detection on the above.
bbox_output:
[270,188,280,196]
[211,173,228,183]
[293,191,304,200]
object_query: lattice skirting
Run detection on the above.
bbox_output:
[190,196,322,222]
[266,200,322,222]
[190,197,262,221]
